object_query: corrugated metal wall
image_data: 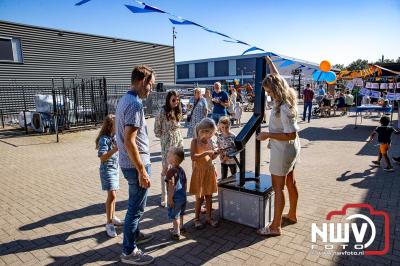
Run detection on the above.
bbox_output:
[0,20,175,86]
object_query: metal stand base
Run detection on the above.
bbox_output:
[218,172,274,229]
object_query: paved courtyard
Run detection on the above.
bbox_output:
[0,108,399,266]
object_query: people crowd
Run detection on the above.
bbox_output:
[95,62,398,265]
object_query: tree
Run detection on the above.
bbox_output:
[346,59,369,71]
[332,64,345,71]
[397,57,400,63]
[374,58,395,64]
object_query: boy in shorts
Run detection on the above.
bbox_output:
[368,116,399,172]
[165,147,187,240]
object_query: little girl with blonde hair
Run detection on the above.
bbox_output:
[189,118,219,228]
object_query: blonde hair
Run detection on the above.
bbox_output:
[195,118,217,138]
[262,74,298,116]
[218,116,230,127]
[95,114,115,149]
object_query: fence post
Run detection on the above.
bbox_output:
[62,78,67,130]
[22,86,28,134]
[72,78,78,126]
[52,80,59,143]
[1,109,4,128]
[81,79,87,124]
[103,77,108,117]
[90,78,96,123]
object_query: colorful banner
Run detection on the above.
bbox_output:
[386,93,397,101]
[346,81,355,90]
[353,78,363,86]
[359,88,370,96]
[370,91,381,98]
[380,83,388,89]
[371,83,379,89]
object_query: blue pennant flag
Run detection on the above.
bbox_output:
[169,18,193,25]
[242,46,265,56]
[143,3,166,13]
[272,58,286,63]
[214,31,232,39]
[236,40,250,46]
[126,5,156,13]
[203,28,218,34]
[279,60,295,68]
[266,52,278,57]
[223,40,250,46]
[75,0,91,6]
[169,18,205,28]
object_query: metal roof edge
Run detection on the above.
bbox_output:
[0,19,173,48]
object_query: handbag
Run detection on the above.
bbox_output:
[187,98,200,123]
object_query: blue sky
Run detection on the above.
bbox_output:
[0,0,399,65]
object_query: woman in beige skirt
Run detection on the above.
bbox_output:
[256,56,301,236]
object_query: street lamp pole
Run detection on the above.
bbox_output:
[239,67,247,85]
[172,27,177,84]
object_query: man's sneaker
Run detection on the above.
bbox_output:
[136,232,153,245]
[371,160,380,166]
[393,157,400,164]
[384,167,394,172]
[120,249,154,265]
[105,223,117,238]
[112,216,124,226]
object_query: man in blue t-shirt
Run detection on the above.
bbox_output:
[211,82,229,124]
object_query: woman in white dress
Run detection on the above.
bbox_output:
[256,56,301,236]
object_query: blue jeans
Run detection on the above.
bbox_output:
[303,101,312,122]
[212,113,227,125]
[167,197,187,220]
[121,165,151,255]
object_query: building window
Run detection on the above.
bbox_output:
[195,62,208,78]
[177,64,189,79]
[0,37,23,63]
[236,58,256,75]
[214,60,229,76]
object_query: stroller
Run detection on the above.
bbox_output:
[312,104,321,117]
[312,96,324,117]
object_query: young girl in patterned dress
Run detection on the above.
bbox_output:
[217,116,237,180]
[189,118,219,229]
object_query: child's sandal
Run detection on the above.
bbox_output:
[194,219,204,230]
[206,219,219,228]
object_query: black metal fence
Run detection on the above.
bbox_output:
[0,78,207,136]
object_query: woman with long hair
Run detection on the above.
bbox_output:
[256,56,300,236]
[154,90,184,207]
